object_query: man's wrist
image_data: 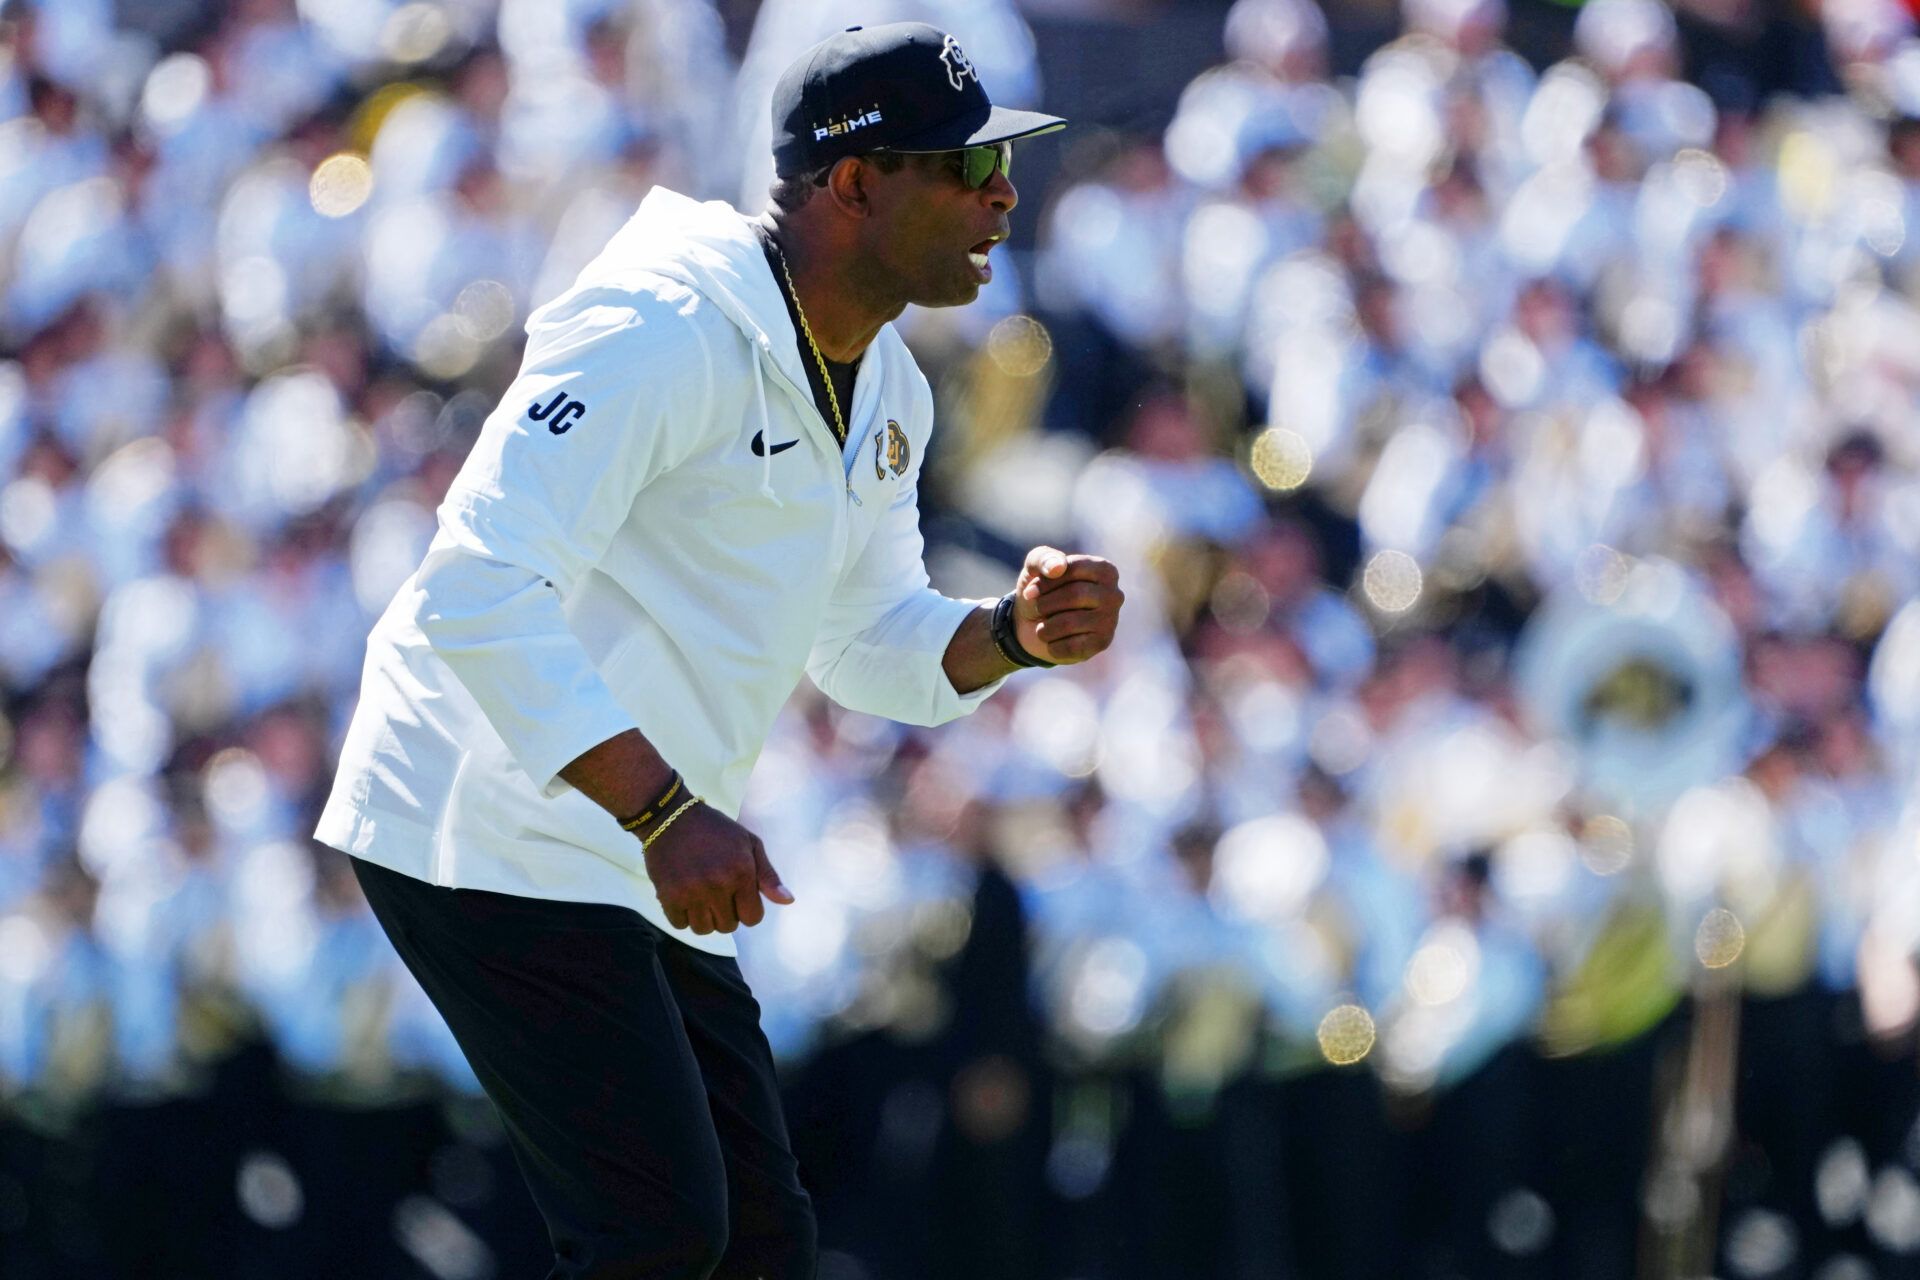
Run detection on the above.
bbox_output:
[618,768,687,835]
[559,729,681,823]
[634,793,702,848]
[990,593,1056,669]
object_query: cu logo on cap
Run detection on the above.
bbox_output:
[939,35,976,92]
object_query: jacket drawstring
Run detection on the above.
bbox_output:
[750,334,782,508]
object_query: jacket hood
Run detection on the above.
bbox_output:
[537,186,819,397]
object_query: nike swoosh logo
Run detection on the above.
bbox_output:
[751,430,798,457]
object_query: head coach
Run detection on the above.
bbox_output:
[314,22,1123,1280]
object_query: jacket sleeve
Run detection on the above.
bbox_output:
[413,283,716,796]
[805,464,1011,726]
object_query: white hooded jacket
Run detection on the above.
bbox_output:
[316,187,1008,956]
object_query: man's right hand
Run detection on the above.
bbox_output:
[641,804,793,935]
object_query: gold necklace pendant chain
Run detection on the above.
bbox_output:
[770,240,848,448]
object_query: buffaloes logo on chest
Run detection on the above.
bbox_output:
[873,419,910,480]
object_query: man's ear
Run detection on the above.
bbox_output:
[824,155,874,218]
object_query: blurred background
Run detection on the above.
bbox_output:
[7,0,1920,1277]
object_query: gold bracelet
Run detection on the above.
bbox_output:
[638,794,701,850]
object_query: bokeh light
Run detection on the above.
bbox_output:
[141,53,210,134]
[413,313,483,380]
[1672,148,1727,207]
[773,900,849,978]
[1817,1139,1871,1228]
[1208,570,1271,633]
[1066,937,1151,1044]
[1487,1188,1555,1257]
[453,279,516,343]
[205,747,270,831]
[1778,130,1838,224]
[381,3,453,64]
[1012,677,1103,778]
[394,1194,490,1278]
[1579,814,1635,875]
[986,315,1053,378]
[1361,550,1423,614]
[1211,814,1329,924]
[1695,908,1746,969]
[1724,1207,1797,1277]
[1317,1005,1376,1066]
[1406,925,1479,1007]
[236,1151,304,1230]
[1868,1168,1920,1252]
[1307,706,1372,776]
[310,153,374,219]
[1574,544,1631,605]
[1248,426,1313,491]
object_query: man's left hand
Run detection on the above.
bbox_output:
[1012,546,1124,665]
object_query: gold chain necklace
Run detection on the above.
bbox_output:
[768,237,848,448]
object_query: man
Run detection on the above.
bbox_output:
[315,22,1123,1280]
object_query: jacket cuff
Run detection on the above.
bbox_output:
[899,592,1011,725]
[520,685,643,800]
[937,595,1014,719]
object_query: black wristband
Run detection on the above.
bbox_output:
[991,592,1056,669]
[618,769,685,833]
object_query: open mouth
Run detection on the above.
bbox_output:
[968,233,1006,277]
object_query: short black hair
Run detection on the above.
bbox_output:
[769,151,908,212]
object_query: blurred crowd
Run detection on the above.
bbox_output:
[6,0,1920,1277]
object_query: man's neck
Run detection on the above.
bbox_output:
[758,213,902,364]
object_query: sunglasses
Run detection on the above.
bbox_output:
[829,142,1012,190]
[945,142,1014,190]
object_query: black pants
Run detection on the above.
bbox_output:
[352,858,817,1280]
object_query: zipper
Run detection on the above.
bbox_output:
[751,333,856,561]
[755,334,851,466]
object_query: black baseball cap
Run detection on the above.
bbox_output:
[771,22,1066,179]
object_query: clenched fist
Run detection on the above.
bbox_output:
[1012,546,1123,665]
